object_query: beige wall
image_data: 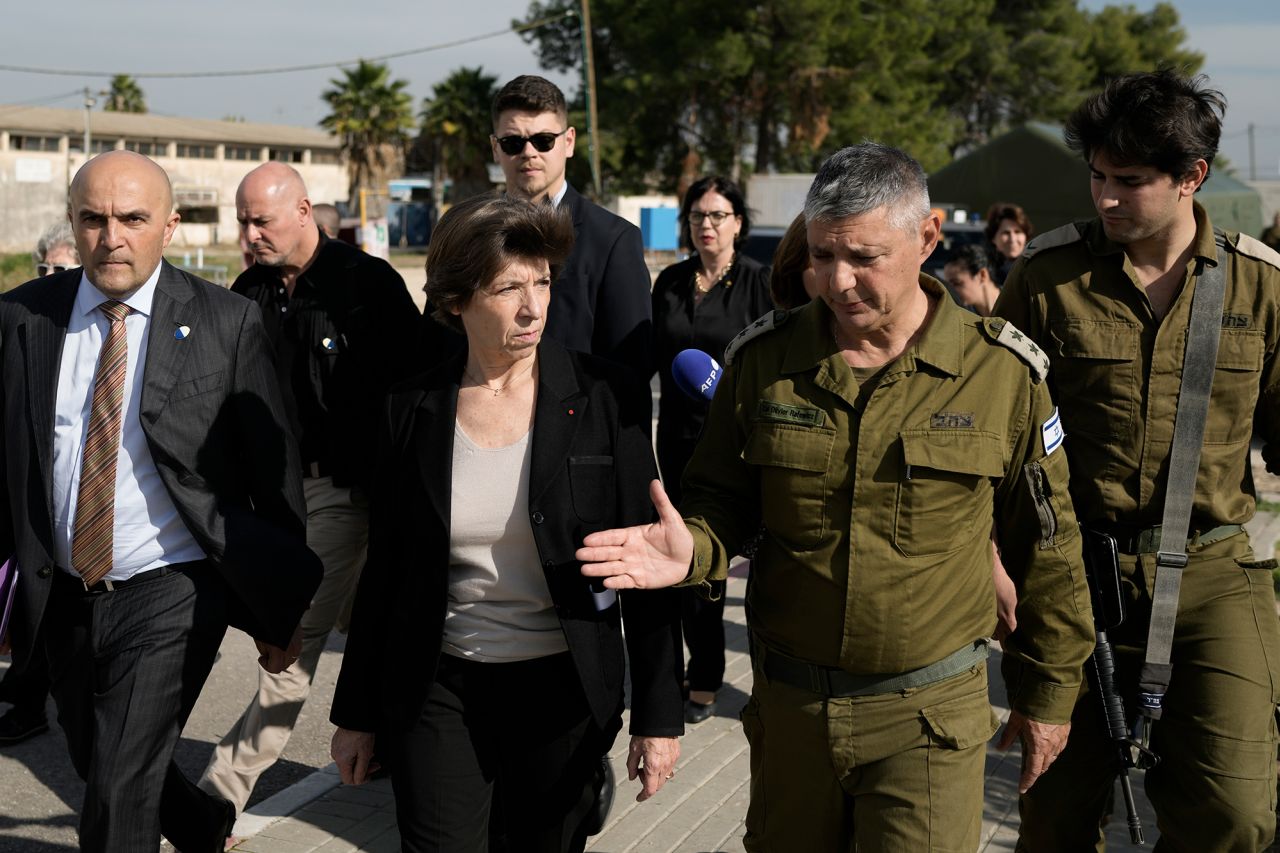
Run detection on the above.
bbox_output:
[0,141,346,253]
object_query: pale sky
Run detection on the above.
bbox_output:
[1,0,1276,179]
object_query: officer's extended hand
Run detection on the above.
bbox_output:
[578,480,693,590]
[331,727,380,785]
[998,710,1070,793]
[627,735,681,801]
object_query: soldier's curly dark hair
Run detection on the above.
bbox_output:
[1064,69,1226,186]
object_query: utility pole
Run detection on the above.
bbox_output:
[82,86,96,158]
[1248,123,1256,181]
[578,0,602,199]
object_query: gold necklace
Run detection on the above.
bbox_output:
[465,360,535,396]
[694,252,735,293]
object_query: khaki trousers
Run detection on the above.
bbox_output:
[199,476,369,812]
[1015,534,1280,852]
[741,657,997,852]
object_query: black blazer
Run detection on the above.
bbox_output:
[0,263,320,661]
[546,183,653,371]
[330,339,684,739]
[651,253,773,450]
[232,232,421,490]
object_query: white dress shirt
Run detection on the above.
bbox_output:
[52,265,206,580]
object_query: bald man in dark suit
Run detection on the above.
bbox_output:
[0,150,319,852]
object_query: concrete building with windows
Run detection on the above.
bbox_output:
[0,105,346,252]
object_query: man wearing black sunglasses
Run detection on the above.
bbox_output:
[485,75,652,371]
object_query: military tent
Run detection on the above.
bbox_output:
[928,122,1262,236]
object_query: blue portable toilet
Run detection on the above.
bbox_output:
[640,207,679,251]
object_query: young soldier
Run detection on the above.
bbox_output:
[996,70,1280,851]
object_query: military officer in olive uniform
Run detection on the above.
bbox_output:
[578,143,1094,852]
[995,70,1280,852]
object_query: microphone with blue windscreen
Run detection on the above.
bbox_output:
[672,349,722,401]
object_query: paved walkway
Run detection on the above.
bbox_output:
[225,569,1160,853]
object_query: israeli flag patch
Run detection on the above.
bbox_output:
[1041,407,1064,456]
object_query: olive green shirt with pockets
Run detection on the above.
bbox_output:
[678,277,1094,723]
[995,202,1280,530]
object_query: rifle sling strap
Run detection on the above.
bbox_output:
[1139,235,1228,718]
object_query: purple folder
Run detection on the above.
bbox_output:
[0,557,17,643]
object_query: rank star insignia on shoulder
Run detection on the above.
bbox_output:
[724,308,791,366]
[980,317,1050,383]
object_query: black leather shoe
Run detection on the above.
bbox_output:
[167,793,236,853]
[212,796,236,853]
[0,709,48,745]
[582,756,615,836]
[684,699,717,724]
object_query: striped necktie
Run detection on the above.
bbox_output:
[71,300,131,585]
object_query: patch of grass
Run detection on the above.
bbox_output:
[0,253,34,293]
[1258,498,1280,515]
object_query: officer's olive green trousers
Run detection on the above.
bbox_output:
[1016,535,1280,852]
[741,660,997,852]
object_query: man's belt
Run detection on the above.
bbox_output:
[754,637,989,698]
[1094,523,1242,556]
[55,560,200,594]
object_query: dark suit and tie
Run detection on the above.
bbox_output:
[546,182,653,371]
[0,152,318,852]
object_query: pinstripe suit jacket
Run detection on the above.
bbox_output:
[0,261,318,666]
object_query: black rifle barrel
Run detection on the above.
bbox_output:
[1092,630,1145,845]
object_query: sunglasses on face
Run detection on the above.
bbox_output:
[494,129,568,156]
[688,211,735,227]
[37,263,74,276]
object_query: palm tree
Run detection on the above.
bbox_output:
[419,67,499,202]
[321,60,416,203]
[104,74,146,113]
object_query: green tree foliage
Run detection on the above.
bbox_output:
[104,74,146,113]
[419,67,499,201]
[1083,2,1204,89]
[321,60,416,201]
[519,0,1202,191]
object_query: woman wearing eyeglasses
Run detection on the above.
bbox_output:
[651,176,772,724]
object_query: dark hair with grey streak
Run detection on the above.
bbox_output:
[33,221,78,265]
[426,193,575,333]
[804,142,930,231]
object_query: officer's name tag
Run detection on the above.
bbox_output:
[1042,407,1064,456]
[756,400,825,427]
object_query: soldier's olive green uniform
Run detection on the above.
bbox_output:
[678,278,1094,852]
[995,202,1280,852]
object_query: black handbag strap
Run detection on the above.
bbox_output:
[1138,234,1228,720]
